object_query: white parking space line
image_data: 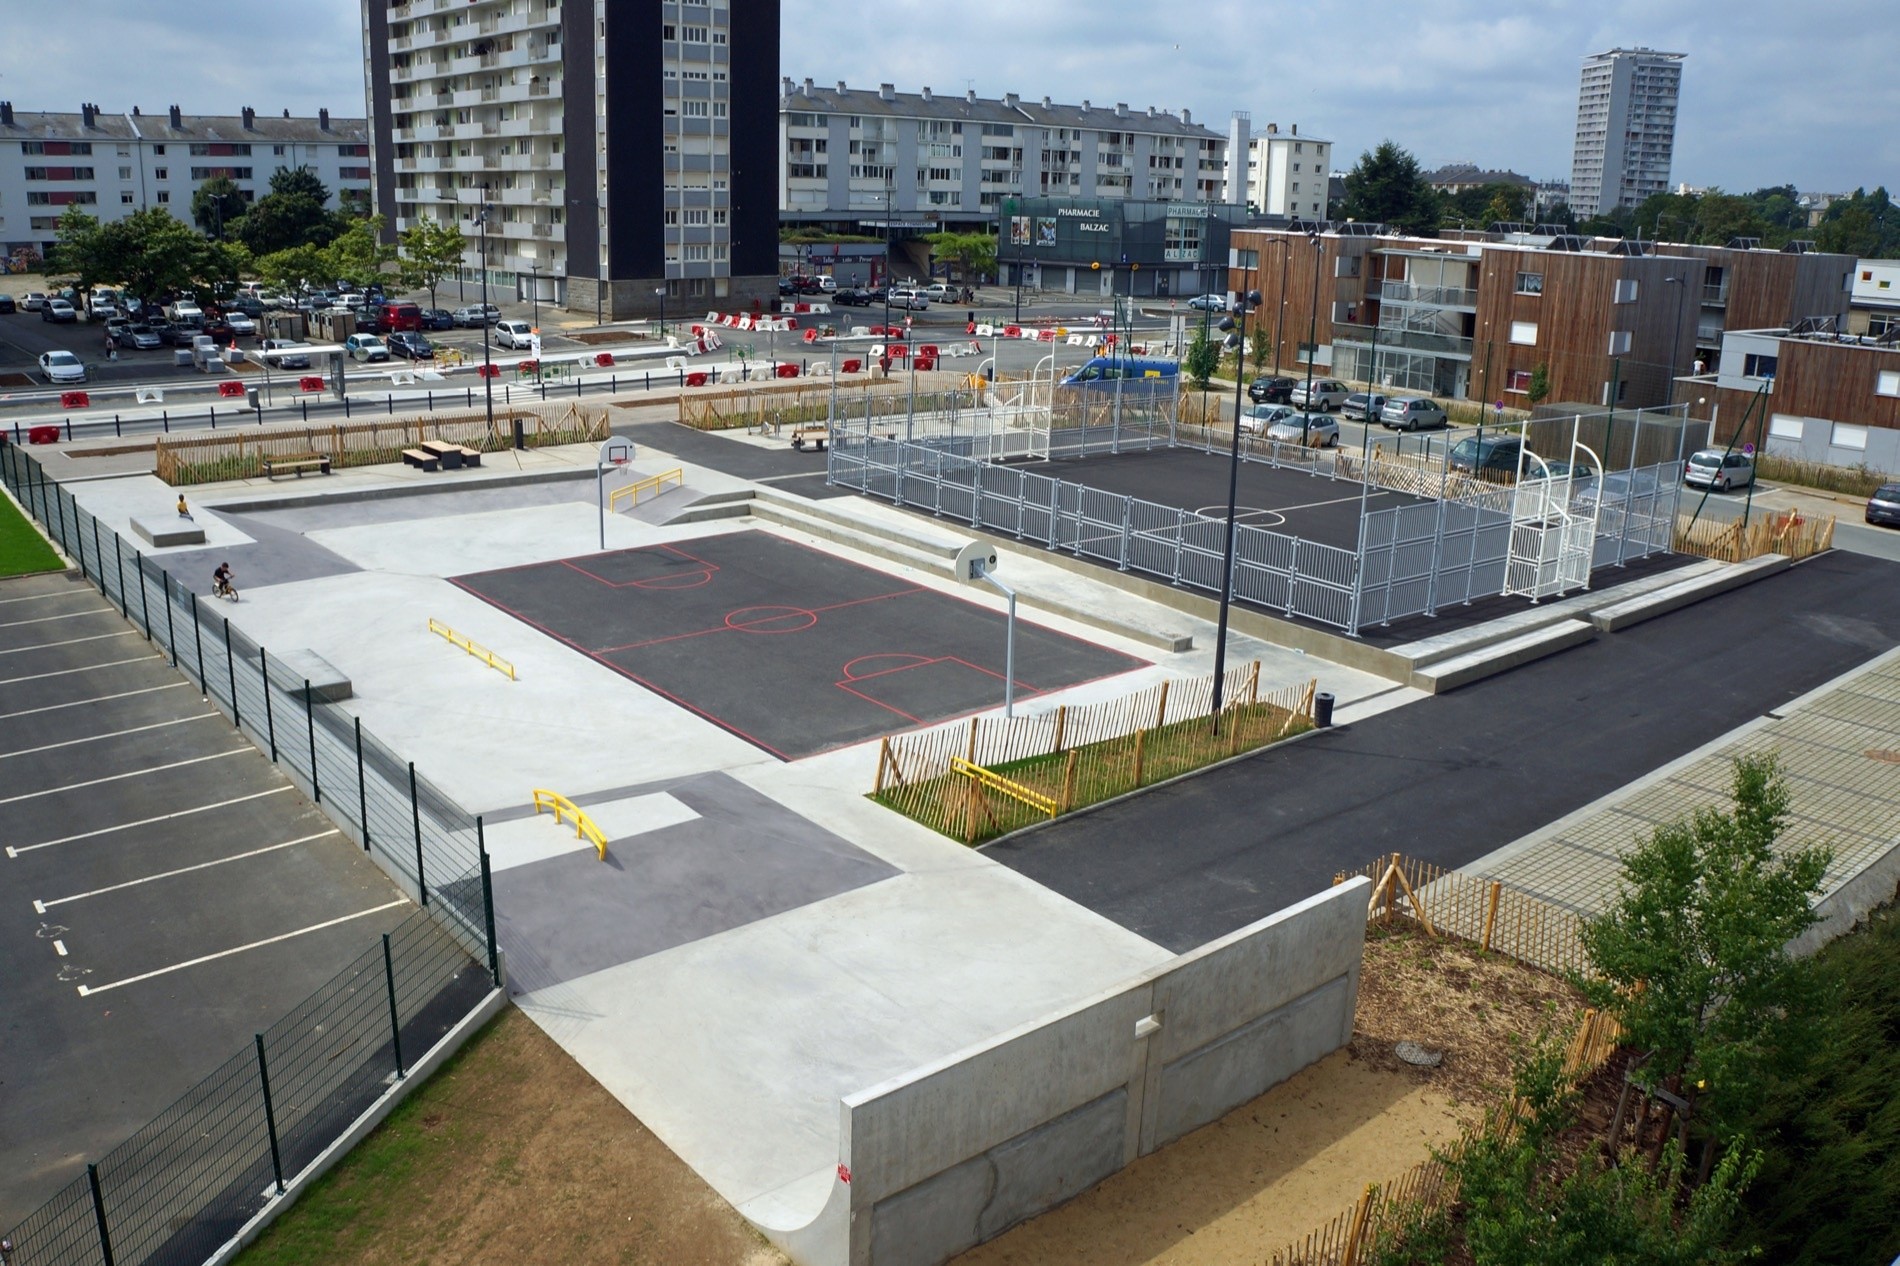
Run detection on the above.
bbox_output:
[0,591,98,606]
[75,899,409,997]
[0,682,189,722]
[54,939,68,956]
[0,748,252,808]
[0,632,141,659]
[33,830,341,912]
[0,712,218,761]
[6,787,294,858]
[0,610,111,630]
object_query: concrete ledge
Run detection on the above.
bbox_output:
[1589,554,1792,632]
[265,648,353,702]
[202,463,595,514]
[1410,618,1596,693]
[130,515,206,547]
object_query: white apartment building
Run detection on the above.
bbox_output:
[1569,47,1684,219]
[779,79,1227,232]
[365,0,780,320]
[1223,114,1330,219]
[0,101,368,264]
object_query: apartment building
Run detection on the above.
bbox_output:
[0,102,368,262]
[1222,114,1330,219]
[1693,325,1900,469]
[1569,48,1684,219]
[365,0,779,321]
[1228,225,1851,413]
[1849,259,1900,336]
[779,79,1227,236]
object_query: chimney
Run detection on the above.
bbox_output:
[131,105,140,117]
[878,83,895,102]
[920,86,931,101]
[241,106,255,130]
[282,108,290,118]
[168,104,182,129]
[966,89,976,104]
[0,101,12,128]
[780,75,793,97]
[1005,92,1020,109]
[802,77,813,96]
[1147,106,1158,118]
[1042,96,1052,109]
[1182,108,1192,125]
[319,108,331,131]
[1114,102,1127,118]
[1266,122,1278,134]
[1291,124,1298,136]
[837,81,847,93]
[81,102,96,129]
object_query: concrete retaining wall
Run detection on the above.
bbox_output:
[826,879,1367,1266]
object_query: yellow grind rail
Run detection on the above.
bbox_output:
[531,789,608,860]
[427,618,517,680]
[951,756,1059,818]
[608,467,685,512]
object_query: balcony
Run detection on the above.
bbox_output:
[532,224,553,238]
[1701,280,1728,305]
[435,124,455,138]
[529,81,552,97]
[1382,281,1478,308]
[1332,321,1473,357]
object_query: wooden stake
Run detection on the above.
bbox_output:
[1481,880,1501,952]
[1389,857,1438,937]
[1249,659,1261,703]
[1133,728,1147,785]
[966,716,978,764]
[1060,749,1079,815]
[874,737,890,796]
[1052,705,1067,754]
[1156,679,1170,728]
[1340,1183,1377,1266]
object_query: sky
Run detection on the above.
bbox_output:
[3,0,1894,195]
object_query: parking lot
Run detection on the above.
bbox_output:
[0,570,412,1227]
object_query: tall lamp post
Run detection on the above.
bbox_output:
[1299,230,1324,443]
[654,285,667,340]
[474,200,495,434]
[526,263,542,331]
[1663,274,1689,398]
[1209,283,1263,726]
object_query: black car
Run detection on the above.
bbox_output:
[1867,483,1900,528]
[420,308,455,331]
[387,331,435,360]
[163,323,203,347]
[1248,376,1295,404]
[832,288,873,307]
[0,294,15,314]
[231,297,265,318]
[1448,435,1525,476]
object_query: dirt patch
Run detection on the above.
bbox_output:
[238,1008,785,1266]
[571,330,661,346]
[0,372,35,388]
[953,923,1584,1266]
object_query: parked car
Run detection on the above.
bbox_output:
[815,275,840,293]
[103,317,133,341]
[259,339,312,369]
[1448,434,1525,477]
[1247,376,1295,404]
[1287,378,1350,411]
[123,325,164,350]
[0,293,17,314]
[1574,466,1661,516]
[225,313,257,337]
[20,292,48,312]
[494,319,536,349]
[1266,412,1340,447]
[923,282,957,303]
[387,331,435,360]
[1682,448,1755,491]
[420,307,456,331]
[41,298,78,323]
[886,288,929,311]
[1186,293,1227,312]
[1341,391,1388,423]
[1238,403,1299,435]
[344,334,390,362]
[453,304,500,327]
[1380,397,1449,431]
[832,287,873,307]
[1866,483,1900,528]
[202,318,236,344]
[231,297,265,319]
[163,323,202,347]
[39,350,87,384]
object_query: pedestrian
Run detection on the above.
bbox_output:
[878,354,892,379]
[176,494,193,519]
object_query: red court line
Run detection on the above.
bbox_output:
[594,584,926,653]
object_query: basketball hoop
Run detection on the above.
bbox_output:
[596,436,636,549]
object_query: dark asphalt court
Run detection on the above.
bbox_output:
[0,571,410,1228]
[988,549,1900,953]
[452,528,1145,760]
[615,417,847,492]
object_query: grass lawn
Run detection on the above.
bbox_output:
[0,487,63,577]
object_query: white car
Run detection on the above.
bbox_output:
[21,291,48,312]
[344,334,390,362]
[259,339,312,369]
[494,319,536,349]
[1266,412,1339,447]
[39,350,87,384]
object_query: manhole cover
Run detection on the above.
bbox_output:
[1394,1041,1443,1068]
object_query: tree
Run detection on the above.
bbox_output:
[1340,142,1441,236]
[325,215,397,288]
[253,243,330,295]
[1183,321,1219,391]
[191,239,252,307]
[1248,324,1272,377]
[46,206,106,290]
[267,165,330,204]
[63,207,210,304]
[924,231,997,284]
[1815,187,1897,259]
[191,177,248,240]
[238,166,342,257]
[1579,753,1831,1139]
[1526,363,1551,409]
[398,216,467,310]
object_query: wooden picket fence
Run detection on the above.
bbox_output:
[677,376,960,431]
[1673,509,1835,563]
[154,401,608,485]
[1333,852,1593,979]
[873,663,1316,844]
[1269,1006,1624,1265]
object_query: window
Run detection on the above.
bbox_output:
[189,143,252,156]
[1613,278,1638,303]
[1608,330,1632,356]
[1507,369,1533,393]
[1509,320,1537,345]
[21,141,92,155]
[681,24,707,41]
[26,191,97,205]
[153,144,165,155]
[1832,422,1869,452]
[23,167,96,180]
[1879,370,1900,398]
[1516,271,1543,295]
[1742,353,1778,379]
[156,190,170,203]
[117,166,131,180]
[273,145,286,156]
[120,191,134,204]
[1768,414,1805,440]
[155,167,168,179]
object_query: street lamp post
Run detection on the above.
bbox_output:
[1300,230,1324,444]
[527,264,542,331]
[475,201,494,435]
[1664,275,1689,398]
[1209,283,1263,727]
[654,285,666,341]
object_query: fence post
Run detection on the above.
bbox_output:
[1133,728,1147,786]
[134,550,150,637]
[113,535,128,617]
[409,761,428,905]
[355,717,370,851]
[1340,1183,1377,1266]
[1061,749,1079,814]
[224,616,239,727]
[383,932,406,1079]
[304,681,320,803]
[1052,705,1067,754]
[87,1162,116,1266]
[965,717,978,764]
[254,1034,286,1194]
[874,737,890,796]
[91,517,103,588]
[163,571,176,664]
[479,820,500,986]
[1156,679,1170,728]
[1481,881,1502,953]
[260,649,277,761]
[192,593,205,692]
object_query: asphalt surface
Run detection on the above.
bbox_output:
[451,529,1144,760]
[0,571,411,1227]
[986,548,1900,953]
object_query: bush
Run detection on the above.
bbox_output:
[1753,453,1891,498]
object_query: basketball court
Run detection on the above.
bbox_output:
[451,529,1145,760]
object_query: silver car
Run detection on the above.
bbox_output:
[1266,412,1339,447]
[1683,448,1755,491]
[1380,397,1449,431]
[1239,403,1298,435]
[1288,378,1351,411]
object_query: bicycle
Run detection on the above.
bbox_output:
[213,574,240,603]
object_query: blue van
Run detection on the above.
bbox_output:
[1060,356,1180,387]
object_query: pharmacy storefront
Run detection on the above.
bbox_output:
[997,197,1240,299]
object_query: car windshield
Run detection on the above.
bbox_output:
[1876,484,1900,500]
[47,352,79,365]
[1689,452,1722,467]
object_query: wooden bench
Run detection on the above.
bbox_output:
[420,439,482,471]
[263,452,331,479]
[402,448,440,472]
[790,427,828,452]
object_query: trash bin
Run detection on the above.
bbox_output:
[246,387,261,410]
[1314,691,1335,728]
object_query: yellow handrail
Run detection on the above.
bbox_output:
[608,467,684,512]
[951,756,1059,818]
[531,788,608,861]
[427,618,517,681]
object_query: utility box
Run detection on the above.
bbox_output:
[265,312,308,341]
